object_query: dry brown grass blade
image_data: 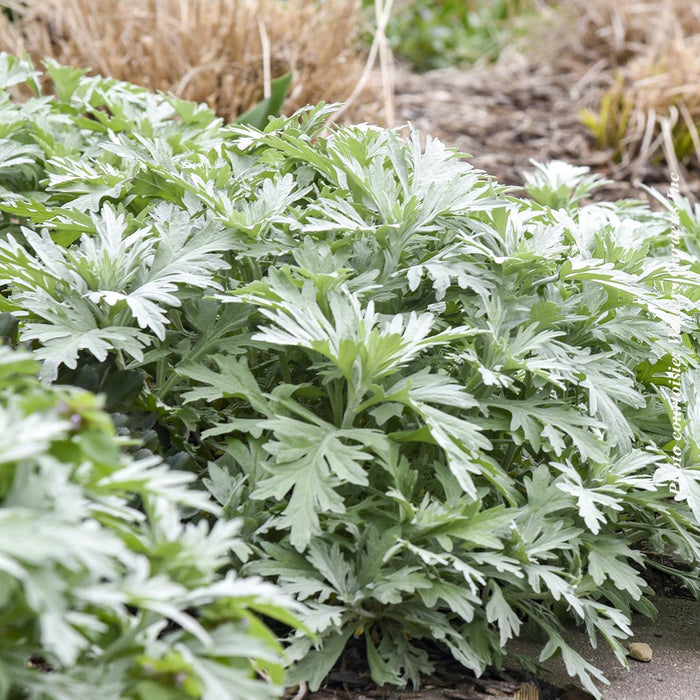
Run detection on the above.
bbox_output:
[326,0,394,126]
[680,101,700,167]
[660,107,688,193]
[0,0,377,122]
[533,0,700,190]
[258,16,271,99]
[375,0,395,127]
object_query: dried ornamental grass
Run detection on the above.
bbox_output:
[0,0,371,121]
[544,0,700,185]
[618,38,700,177]
[554,0,700,65]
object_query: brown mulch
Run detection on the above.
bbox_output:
[286,659,593,700]
[391,56,700,203]
[280,636,593,700]
[299,675,591,700]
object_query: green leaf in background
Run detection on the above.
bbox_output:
[235,71,293,131]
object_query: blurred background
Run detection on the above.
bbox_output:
[1,0,698,198]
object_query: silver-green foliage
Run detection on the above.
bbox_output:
[1,54,700,699]
[0,344,302,700]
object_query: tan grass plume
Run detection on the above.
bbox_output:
[0,0,375,122]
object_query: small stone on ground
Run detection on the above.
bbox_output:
[627,643,652,663]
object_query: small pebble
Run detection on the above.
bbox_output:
[628,642,653,662]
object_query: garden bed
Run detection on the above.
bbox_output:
[3,4,700,696]
[392,59,699,204]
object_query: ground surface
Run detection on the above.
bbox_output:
[289,594,700,700]
[509,596,700,700]
[283,54,700,700]
[391,57,699,203]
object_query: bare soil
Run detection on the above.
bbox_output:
[284,642,591,700]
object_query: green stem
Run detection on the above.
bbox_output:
[342,380,367,429]
[328,379,345,427]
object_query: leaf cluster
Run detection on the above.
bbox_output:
[369,0,536,71]
[0,346,303,700]
[2,55,700,699]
